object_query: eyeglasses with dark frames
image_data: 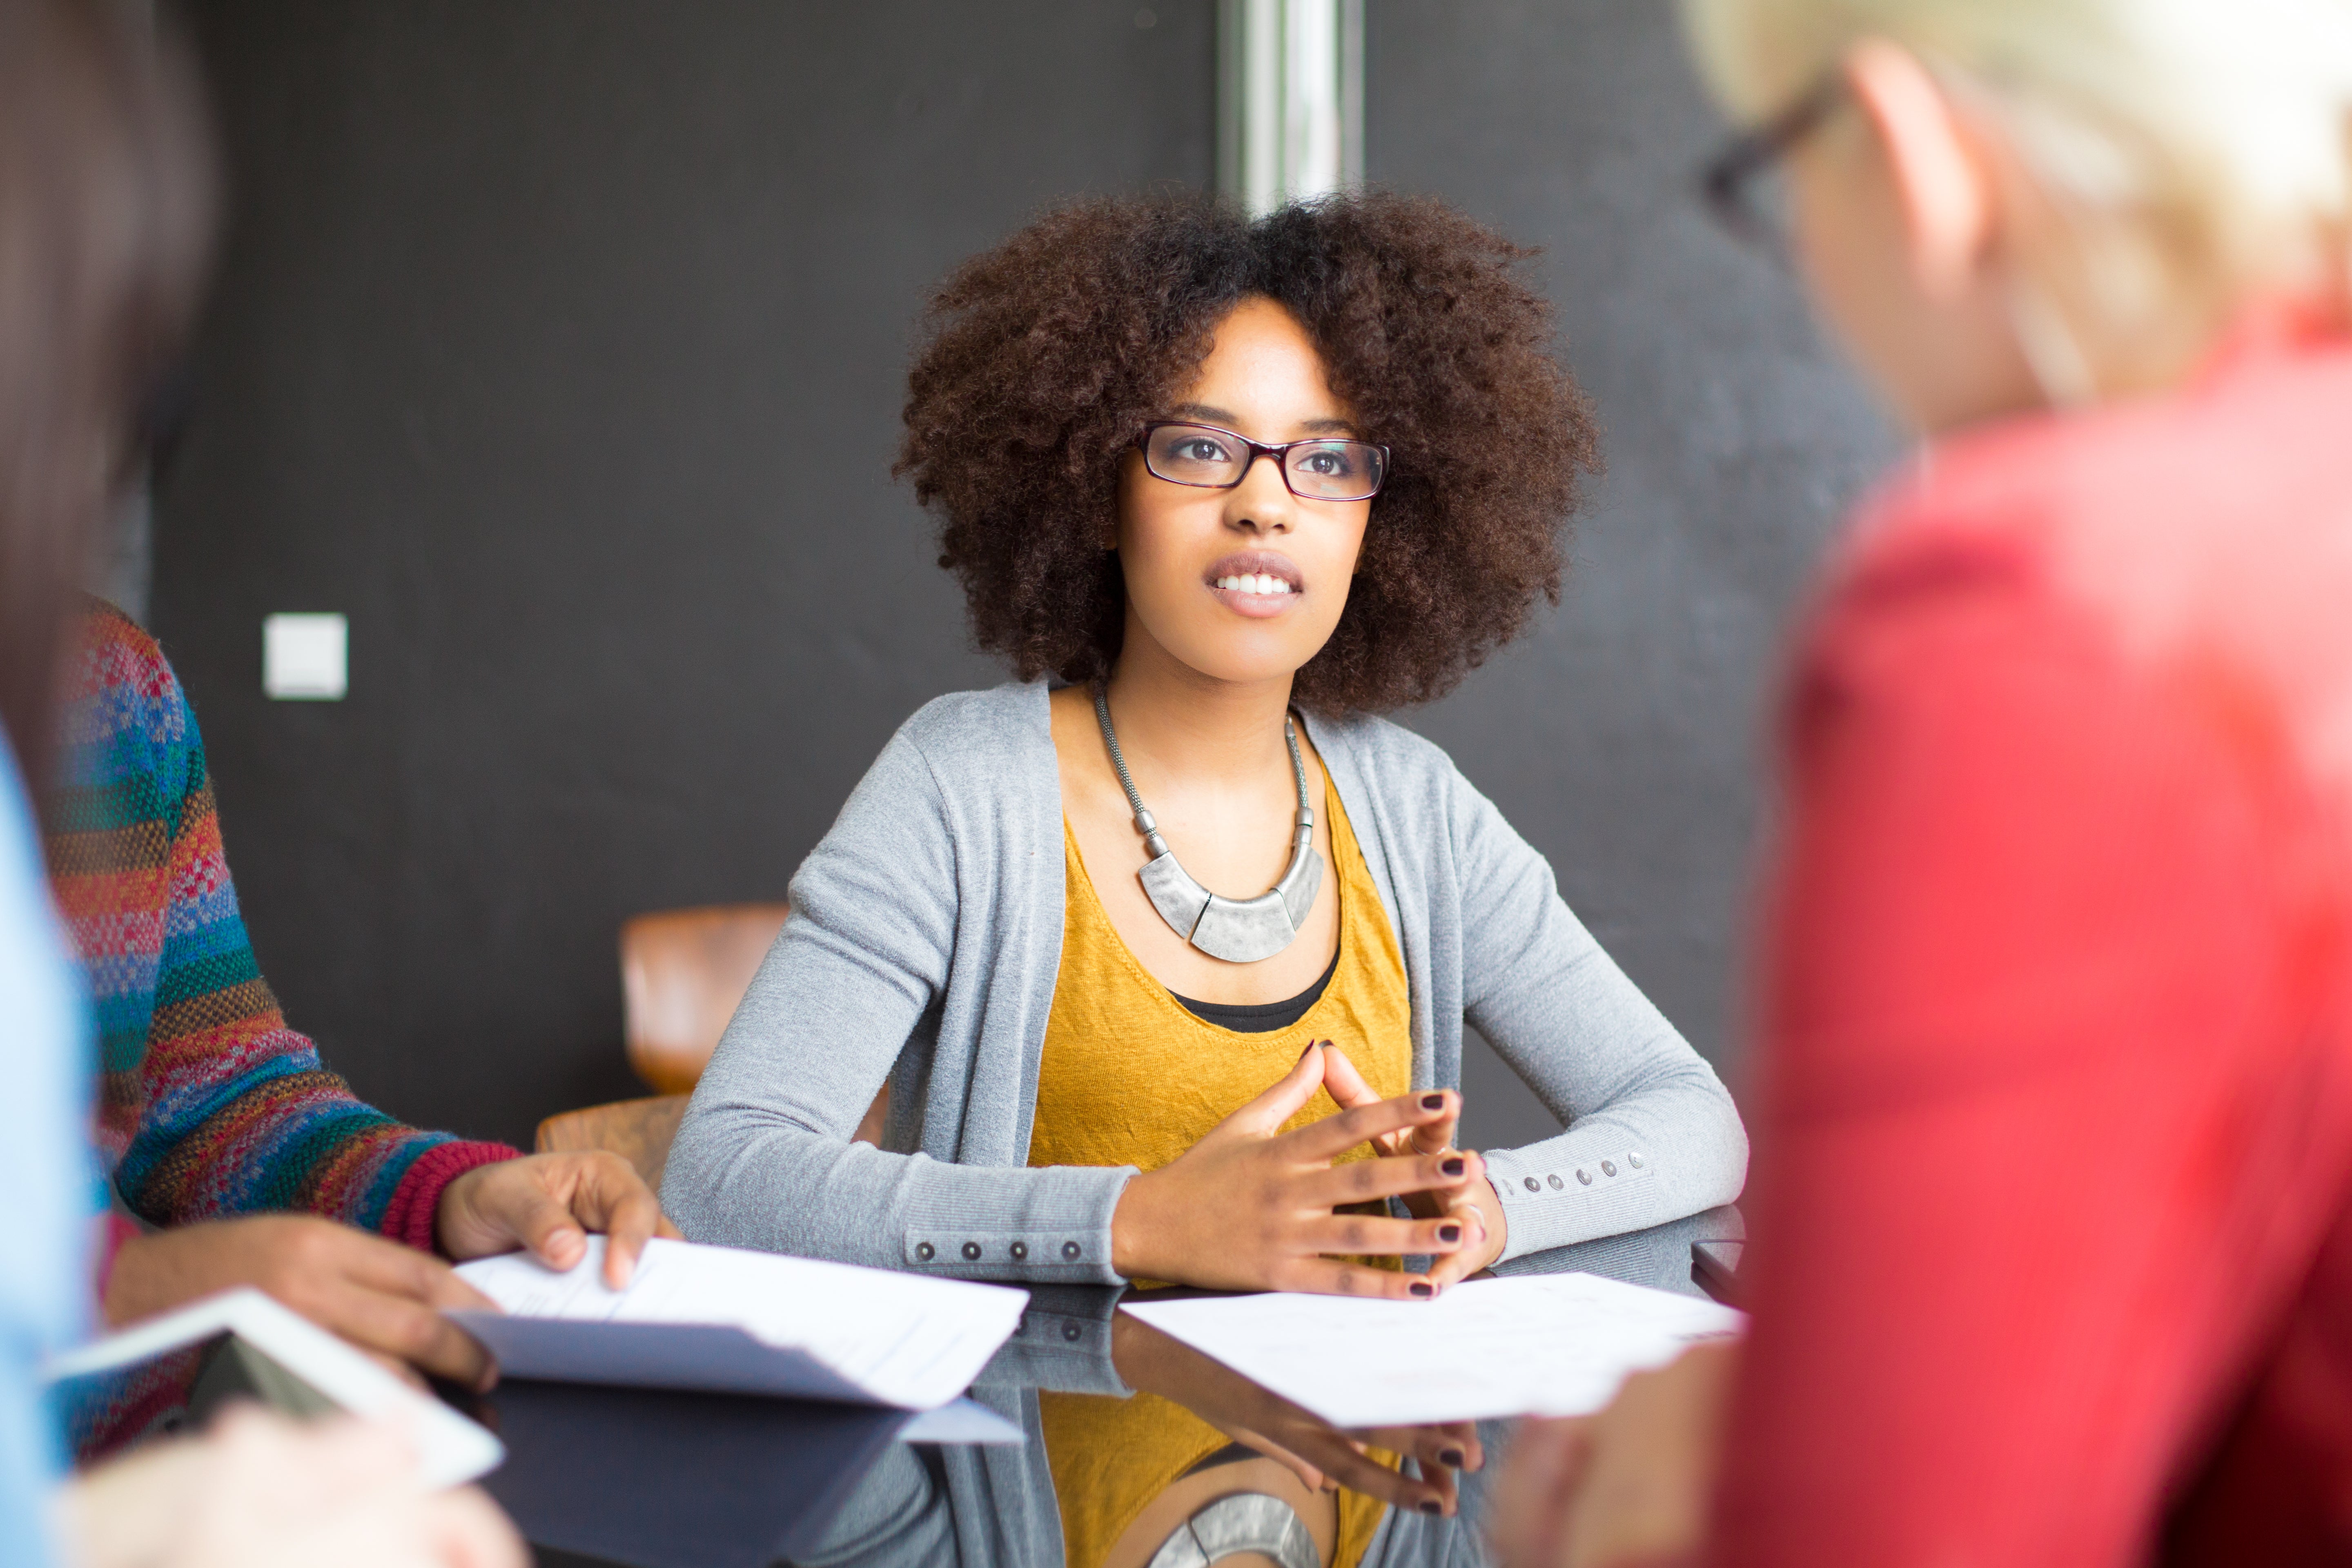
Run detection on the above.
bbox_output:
[1697,73,1844,252]
[1138,421,1390,503]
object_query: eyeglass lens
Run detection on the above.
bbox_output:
[1144,423,1385,502]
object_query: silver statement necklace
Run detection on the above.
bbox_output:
[1093,685,1324,964]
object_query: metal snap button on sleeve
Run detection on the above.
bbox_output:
[1601,1160,1617,1177]
[1522,1176,1540,1193]
[915,1242,935,1262]
[1061,1241,1082,1260]
[1010,1242,1027,1261]
[1062,1322,1082,1342]
[1577,1169,1592,1185]
[1547,1174,1564,1189]
[961,1241,982,1261]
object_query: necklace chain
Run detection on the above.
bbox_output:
[1092,684,1323,963]
[1094,689,1311,853]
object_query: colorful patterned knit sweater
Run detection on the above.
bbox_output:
[49,604,519,1450]
[51,604,516,1261]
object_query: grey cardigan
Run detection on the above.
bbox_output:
[664,680,1746,1282]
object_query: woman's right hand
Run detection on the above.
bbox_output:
[105,1215,501,1390]
[1109,1041,1486,1296]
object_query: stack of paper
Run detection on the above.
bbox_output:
[1121,1272,1743,1428]
[452,1237,1027,1428]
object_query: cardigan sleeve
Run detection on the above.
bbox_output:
[49,604,514,1245]
[1450,764,1749,1262]
[663,720,1136,1285]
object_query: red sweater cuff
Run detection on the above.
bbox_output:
[381,1140,523,1256]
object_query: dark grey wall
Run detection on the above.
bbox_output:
[1363,2,1896,1151]
[155,1,1214,1146]
[153,0,1892,1156]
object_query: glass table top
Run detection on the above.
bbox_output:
[473,1214,1734,1568]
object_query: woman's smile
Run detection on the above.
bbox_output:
[1204,549,1304,618]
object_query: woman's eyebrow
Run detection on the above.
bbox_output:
[1166,402,1360,437]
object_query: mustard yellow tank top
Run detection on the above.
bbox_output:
[1029,778,1410,1568]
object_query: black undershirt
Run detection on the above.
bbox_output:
[1171,949,1341,1033]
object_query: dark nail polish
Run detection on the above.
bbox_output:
[1441,1156,1466,1176]
[1419,1500,1443,1516]
[1410,1281,1434,1298]
[1319,1039,1334,1049]
[1438,1223,1462,1244]
[1439,1448,1465,1468]
[1421,1093,1446,1111]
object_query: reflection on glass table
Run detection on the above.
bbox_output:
[795,1209,1737,1568]
[777,1287,1492,1568]
[498,1207,1737,1568]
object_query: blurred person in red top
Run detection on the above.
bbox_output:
[1492,1,2352,1565]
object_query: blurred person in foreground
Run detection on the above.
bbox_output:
[0,0,520,1563]
[1493,1,2352,1564]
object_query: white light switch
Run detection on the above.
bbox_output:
[263,613,347,700]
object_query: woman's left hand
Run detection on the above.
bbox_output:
[1111,1310,1482,1515]
[434,1152,682,1290]
[1319,1045,1507,1288]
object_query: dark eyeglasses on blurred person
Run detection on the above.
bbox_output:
[1697,73,1843,251]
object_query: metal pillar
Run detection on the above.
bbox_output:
[1217,0,1363,216]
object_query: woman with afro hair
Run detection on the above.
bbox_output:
[664,195,1744,1525]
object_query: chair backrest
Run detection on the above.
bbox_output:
[532,1084,885,1204]
[620,902,791,1094]
[535,1094,691,1192]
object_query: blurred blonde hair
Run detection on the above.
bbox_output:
[1679,0,2352,378]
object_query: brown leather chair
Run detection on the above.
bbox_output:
[620,902,791,1094]
[529,904,784,1197]
[621,907,884,1142]
[535,1094,691,1192]
[534,902,889,1193]
[531,1082,886,1196]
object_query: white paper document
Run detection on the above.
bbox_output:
[452,1237,1028,1413]
[1120,1272,1744,1428]
[44,1287,504,1488]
